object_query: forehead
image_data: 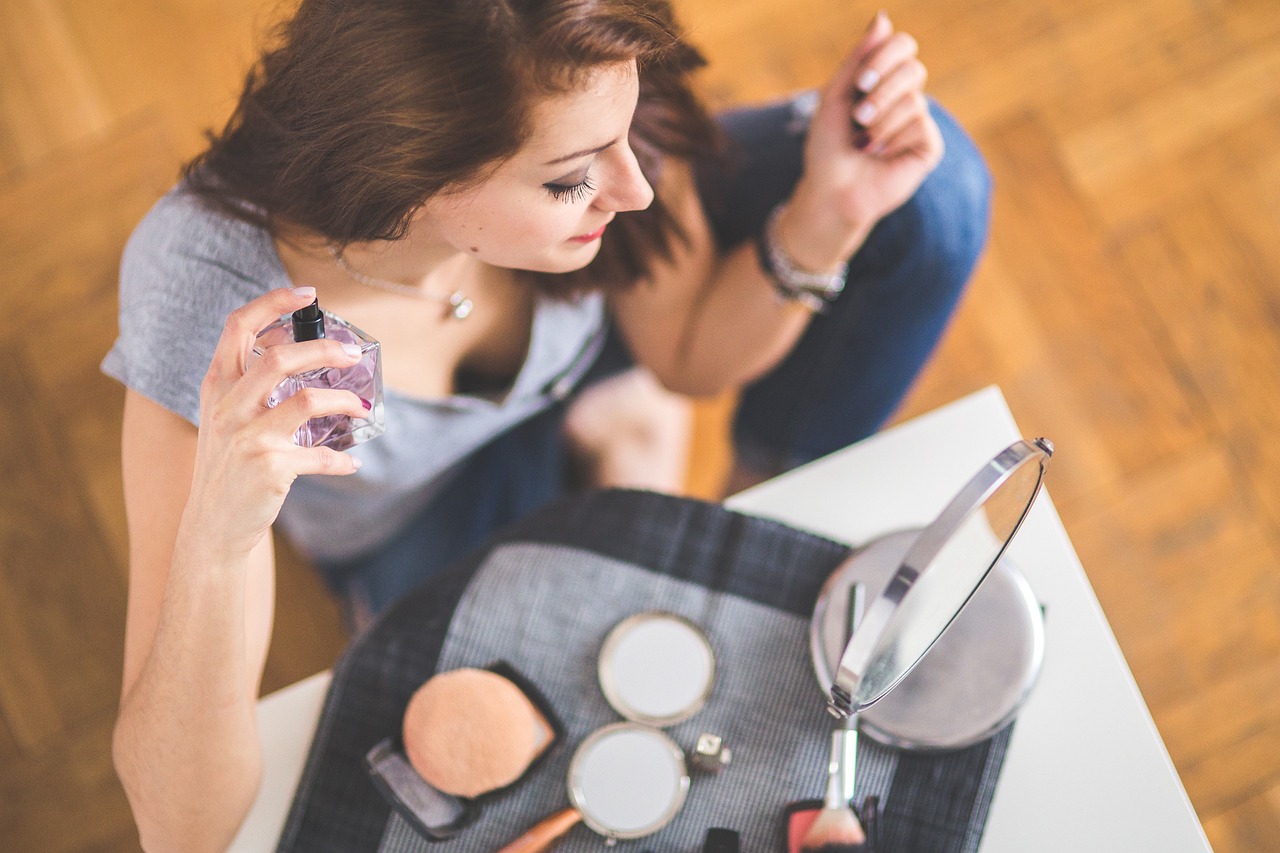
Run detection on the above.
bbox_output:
[518,61,640,163]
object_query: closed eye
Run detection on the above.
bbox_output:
[544,174,596,204]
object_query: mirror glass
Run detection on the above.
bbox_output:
[599,613,715,726]
[569,723,688,837]
[832,440,1050,716]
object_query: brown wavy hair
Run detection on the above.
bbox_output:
[184,0,723,293]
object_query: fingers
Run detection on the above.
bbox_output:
[291,443,364,477]
[858,90,930,156]
[827,11,894,98]
[239,337,364,410]
[264,385,371,437]
[206,286,319,387]
[852,28,920,105]
[851,54,927,133]
[869,99,945,164]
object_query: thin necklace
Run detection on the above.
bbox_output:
[327,245,474,320]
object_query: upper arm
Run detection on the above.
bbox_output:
[607,158,720,393]
[119,389,276,701]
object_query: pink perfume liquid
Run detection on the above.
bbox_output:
[253,301,385,450]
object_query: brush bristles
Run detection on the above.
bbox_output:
[798,807,867,853]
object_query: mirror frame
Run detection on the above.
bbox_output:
[828,438,1053,718]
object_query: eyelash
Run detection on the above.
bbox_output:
[544,174,596,204]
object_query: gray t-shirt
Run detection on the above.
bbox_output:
[102,186,607,561]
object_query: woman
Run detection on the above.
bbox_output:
[104,0,988,847]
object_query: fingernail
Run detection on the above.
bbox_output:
[342,343,362,358]
[350,456,363,470]
[854,100,878,125]
[360,397,372,411]
[291,286,316,298]
[857,68,880,92]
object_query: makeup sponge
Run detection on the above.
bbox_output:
[402,668,552,798]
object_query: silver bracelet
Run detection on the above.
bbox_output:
[755,204,848,312]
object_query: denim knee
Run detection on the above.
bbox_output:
[866,104,993,297]
[730,104,992,472]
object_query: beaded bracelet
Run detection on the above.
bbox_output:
[754,204,849,312]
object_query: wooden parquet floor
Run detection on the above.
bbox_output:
[2,0,1278,849]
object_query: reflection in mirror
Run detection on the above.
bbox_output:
[570,724,688,836]
[829,440,1051,718]
[599,613,715,726]
[856,462,1043,707]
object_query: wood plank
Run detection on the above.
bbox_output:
[0,113,176,328]
[685,391,735,500]
[1116,194,1280,534]
[1204,780,1280,853]
[60,0,284,163]
[926,0,1209,132]
[1065,444,1280,811]
[0,0,110,176]
[1060,41,1280,208]
[261,537,348,696]
[974,112,1208,483]
[0,712,137,853]
[898,251,1123,510]
[0,116,178,570]
[0,349,125,752]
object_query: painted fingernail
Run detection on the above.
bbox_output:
[342,343,362,358]
[291,286,316,298]
[854,100,878,125]
[360,397,372,411]
[857,69,880,93]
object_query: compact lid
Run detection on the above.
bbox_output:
[827,438,1053,719]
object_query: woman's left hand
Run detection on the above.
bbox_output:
[783,12,945,269]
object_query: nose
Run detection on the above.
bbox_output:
[594,142,654,213]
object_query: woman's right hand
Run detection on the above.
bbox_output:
[180,286,367,561]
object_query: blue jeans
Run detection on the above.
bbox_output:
[317,98,991,618]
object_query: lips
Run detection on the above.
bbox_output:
[569,223,609,243]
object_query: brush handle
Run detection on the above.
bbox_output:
[841,724,859,804]
[494,807,582,853]
[824,729,851,810]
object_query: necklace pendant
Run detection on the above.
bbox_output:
[447,292,474,320]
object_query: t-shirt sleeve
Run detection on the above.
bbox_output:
[101,189,276,426]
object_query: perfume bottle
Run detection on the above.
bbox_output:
[253,299,385,450]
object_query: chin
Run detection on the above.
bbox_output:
[521,243,604,275]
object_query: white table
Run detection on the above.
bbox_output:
[232,386,1211,852]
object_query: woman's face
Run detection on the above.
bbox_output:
[418,60,655,274]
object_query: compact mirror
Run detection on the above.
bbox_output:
[598,612,715,727]
[824,439,1052,719]
[495,723,690,851]
[570,723,690,838]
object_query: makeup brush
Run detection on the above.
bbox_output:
[799,728,867,853]
[800,581,869,853]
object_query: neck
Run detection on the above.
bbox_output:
[336,232,474,295]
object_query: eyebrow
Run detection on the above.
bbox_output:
[543,138,619,167]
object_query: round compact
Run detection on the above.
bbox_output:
[568,722,690,839]
[598,612,716,727]
[494,722,692,852]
